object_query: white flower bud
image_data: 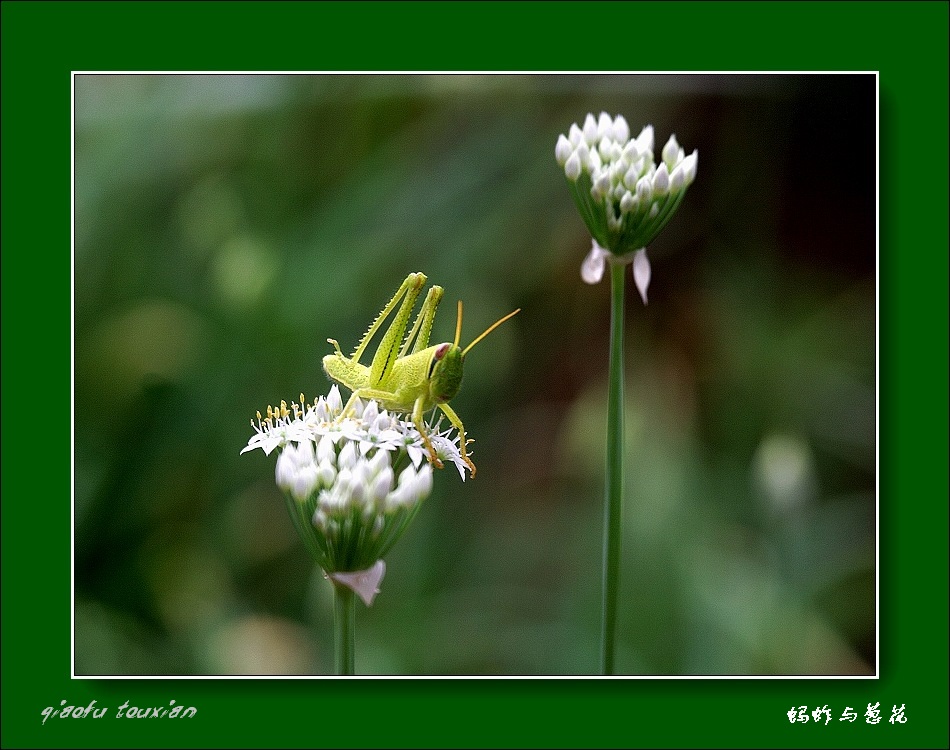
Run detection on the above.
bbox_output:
[384,486,406,513]
[652,162,670,195]
[635,124,654,154]
[335,467,353,494]
[681,150,698,184]
[612,115,630,144]
[597,111,613,140]
[362,400,379,424]
[348,479,365,508]
[588,148,602,174]
[598,137,614,160]
[350,459,370,490]
[415,464,433,500]
[326,385,342,415]
[295,439,315,466]
[620,191,636,213]
[276,449,296,491]
[568,123,583,147]
[633,248,651,305]
[669,162,685,192]
[367,448,390,476]
[291,464,318,502]
[397,464,416,488]
[622,140,640,163]
[662,134,680,168]
[317,460,336,488]
[317,434,335,465]
[564,151,582,181]
[338,440,357,469]
[555,134,573,166]
[371,466,394,503]
[636,176,653,205]
[313,509,328,531]
[581,241,608,285]
[593,171,611,197]
[583,113,598,145]
[624,165,640,190]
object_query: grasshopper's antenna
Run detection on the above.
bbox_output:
[461,308,521,357]
[454,300,463,348]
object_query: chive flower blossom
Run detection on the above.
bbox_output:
[242,385,468,604]
[556,112,697,303]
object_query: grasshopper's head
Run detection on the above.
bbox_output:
[429,343,464,403]
[429,301,521,404]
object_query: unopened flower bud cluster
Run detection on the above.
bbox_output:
[242,385,466,577]
[556,112,697,298]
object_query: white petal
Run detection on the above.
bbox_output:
[597,111,613,139]
[581,241,608,285]
[330,560,386,607]
[633,249,651,305]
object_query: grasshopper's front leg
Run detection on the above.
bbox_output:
[410,396,445,470]
[435,402,476,478]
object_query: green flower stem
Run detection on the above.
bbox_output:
[333,582,356,675]
[602,260,626,675]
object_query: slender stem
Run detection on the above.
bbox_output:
[602,261,626,675]
[333,582,356,675]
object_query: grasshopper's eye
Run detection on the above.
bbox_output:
[428,344,450,379]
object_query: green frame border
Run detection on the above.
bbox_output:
[2,1,947,747]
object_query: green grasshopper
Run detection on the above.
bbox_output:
[323,272,519,478]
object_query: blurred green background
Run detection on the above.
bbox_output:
[74,73,876,676]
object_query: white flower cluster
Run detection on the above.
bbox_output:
[556,112,697,300]
[242,385,468,601]
[242,385,469,480]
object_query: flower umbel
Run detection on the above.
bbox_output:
[242,385,466,604]
[556,112,697,302]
